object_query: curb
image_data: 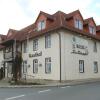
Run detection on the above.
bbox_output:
[0,80,100,88]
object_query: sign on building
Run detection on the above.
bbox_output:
[72,36,88,55]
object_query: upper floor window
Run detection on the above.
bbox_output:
[23,41,27,53]
[45,34,51,48]
[93,41,97,52]
[38,20,46,31]
[75,19,83,30]
[33,39,38,51]
[89,26,96,35]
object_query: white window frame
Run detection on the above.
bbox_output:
[94,61,98,73]
[33,39,38,51]
[45,34,51,48]
[7,62,12,74]
[75,19,83,30]
[79,60,84,73]
[38,20,46,31]
[89,26,96,35]
[45,57,51,73]
[23,61,27,73]
[33,59,38,73]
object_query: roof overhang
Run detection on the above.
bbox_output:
[0,39,14,46]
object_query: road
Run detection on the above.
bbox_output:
[0,82,100,100]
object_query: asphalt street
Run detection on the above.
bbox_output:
[0,82,100,100]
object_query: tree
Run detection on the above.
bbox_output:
[13,51,23,82]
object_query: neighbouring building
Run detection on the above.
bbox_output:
[0,10,100,81]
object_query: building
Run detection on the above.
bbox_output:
[0,10,100,81]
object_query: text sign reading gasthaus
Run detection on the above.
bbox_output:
[29,51,42,57]
[72,36,88,55]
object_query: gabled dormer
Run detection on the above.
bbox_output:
[84,17,96,35]
[35,11,54,31]
[0,34,6,44]
[66,10,83,30]
[7,29,17,38]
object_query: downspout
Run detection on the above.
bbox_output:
[57,31,62,82]
[57,11,63,82]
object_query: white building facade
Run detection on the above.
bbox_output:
[20,29,100,81]
[1,10,100,81]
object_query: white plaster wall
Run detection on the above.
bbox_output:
[0,50,4,68]
[61,30,100,80]
[22,33,60,80]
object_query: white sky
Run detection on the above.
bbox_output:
[0,0,100,35]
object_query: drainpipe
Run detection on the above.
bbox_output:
[57,31,62,82]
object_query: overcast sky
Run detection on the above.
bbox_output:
[0,0,100,35]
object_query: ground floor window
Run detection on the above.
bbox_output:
[94,61,98,73]
[7,62,12,74]
[23,61,27,73]
[45,57,51,73]
[33,59,38,73]
[79,60,84,73]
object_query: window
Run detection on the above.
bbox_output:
[94,61,98,73]
[33,39,38,51]
[33,59,38,73]
[45,34,51,48]
[23,41,27,53]
[23,61,27,73]
[7,63,12,74]
[75,19,83,30]
[93,41,97,52]
[89,26,96,35]
[45,57,51,73]
[38,20,46,31]
[79,60,84,73]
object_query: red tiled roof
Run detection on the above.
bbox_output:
[66,10,84,20]
[96,25,100,31]
[84,17,96,26]
[1,10,100,46]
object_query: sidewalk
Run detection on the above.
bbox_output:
[0,78,100,88]
[0,79,10,87]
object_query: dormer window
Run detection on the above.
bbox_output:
[37,20,46,31]
[75,19,83,30]
[89,26,96,35]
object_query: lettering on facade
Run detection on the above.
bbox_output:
[29,51,42,57]
[72,36,88,55]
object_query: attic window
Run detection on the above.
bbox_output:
[37,20,46,31]
[75,19,83,30]
[89,26,96,35]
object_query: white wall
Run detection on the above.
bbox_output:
[0,50,4,68]
[61,30,100,80]
[22,33,60,80]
